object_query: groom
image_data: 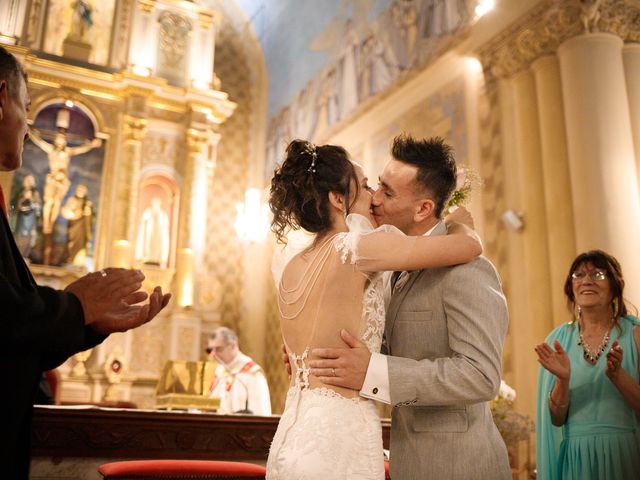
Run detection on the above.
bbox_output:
[310,135,511,479]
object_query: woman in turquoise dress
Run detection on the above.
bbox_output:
[535,250,640,479]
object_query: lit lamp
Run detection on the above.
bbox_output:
[234,188,270,243]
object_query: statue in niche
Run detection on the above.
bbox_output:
[136,196,170,269]
[11,174,42,258]
[69,0,94,41]
[61,184,93,266]
[580,0,602,33]
[29,125,101,265]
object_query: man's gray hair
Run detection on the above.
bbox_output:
[0,46,27,98]
[210,326,238,345]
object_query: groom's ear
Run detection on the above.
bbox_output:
[413,198,435,222]
[328,191,345,212]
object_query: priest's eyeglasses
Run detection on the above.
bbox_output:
[571,269,607,282]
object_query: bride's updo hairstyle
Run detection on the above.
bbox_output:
[269,139,359,244]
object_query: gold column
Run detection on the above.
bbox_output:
[176,128,209,309]
[531,55,576,326]
[558,33,640,305]
[623,43,640,196]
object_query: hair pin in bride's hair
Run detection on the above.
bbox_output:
[304,142,318,173]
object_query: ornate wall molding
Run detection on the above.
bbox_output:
[478,0,640,80]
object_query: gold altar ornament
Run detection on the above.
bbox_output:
[155,360,220,412]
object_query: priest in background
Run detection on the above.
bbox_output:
[207,327,271,416]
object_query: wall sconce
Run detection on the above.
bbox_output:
[234,188,270,244]
[502,209,524,232]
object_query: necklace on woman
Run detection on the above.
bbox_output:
[577,321,612,365]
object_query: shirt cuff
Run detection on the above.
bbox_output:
[360,352,390,404]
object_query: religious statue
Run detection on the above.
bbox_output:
[580,0,602,33]
[69,0,94,42]
[29,128,101,236]
[11,174,42,258]
[135,196,171,268]
[61,184,93,267]
[29,125,100,265]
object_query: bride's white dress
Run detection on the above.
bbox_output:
[266,215,391,480]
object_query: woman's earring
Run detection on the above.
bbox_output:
[343,208,347,220]
[612,298,619,318]
[572,304,582,324]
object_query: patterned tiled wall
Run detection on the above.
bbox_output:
[202,21,249,337]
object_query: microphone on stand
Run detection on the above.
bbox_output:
[215,355,253,414]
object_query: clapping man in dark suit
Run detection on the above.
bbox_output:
[0,46,171,479]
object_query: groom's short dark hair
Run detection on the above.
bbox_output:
[391,134,457,218]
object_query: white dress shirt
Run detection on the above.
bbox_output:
[360,221,443,403]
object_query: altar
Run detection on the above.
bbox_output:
[30,405,391,479]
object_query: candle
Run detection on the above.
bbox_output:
[56,108,70,129]
[111,240,131,268]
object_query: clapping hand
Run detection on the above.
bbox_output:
[65,268,171,333]
[91,286,171,334]
[65,268,146,325]
[605,340,623,380]
[535,339,571,380]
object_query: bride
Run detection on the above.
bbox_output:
[265,140,481,479]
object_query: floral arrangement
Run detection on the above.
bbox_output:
[490,380,535,447]
[446,166,482,211]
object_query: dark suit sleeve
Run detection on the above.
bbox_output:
[1,273,107,367]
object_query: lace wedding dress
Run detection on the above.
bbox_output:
[266,214,399,480]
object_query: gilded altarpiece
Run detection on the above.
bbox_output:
[0,0,235,409]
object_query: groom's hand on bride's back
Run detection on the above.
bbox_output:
[310,329,371,390]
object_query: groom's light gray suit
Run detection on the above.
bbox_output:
[385,222,511,479]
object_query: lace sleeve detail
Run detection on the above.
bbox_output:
[332,213,404,266]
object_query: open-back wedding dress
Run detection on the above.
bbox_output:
[267,214,427,480]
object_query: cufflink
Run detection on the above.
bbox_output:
[372,387,378,394]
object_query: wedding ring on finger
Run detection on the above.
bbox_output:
[99,269,107,278]
[332,368,336,376]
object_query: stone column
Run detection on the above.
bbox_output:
[558,33,640,305]
[174,127,210,310]
[0,0,27,44]
[189,13,215,89]
[531,55,576,325]
[498,75,531,417]
[124,116,148,245]
[507,69,554,418]
[128,0,158,75]
[623,43,640,197]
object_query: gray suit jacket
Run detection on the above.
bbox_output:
[385,222,511,479]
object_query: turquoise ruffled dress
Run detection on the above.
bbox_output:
[536,315,640,480]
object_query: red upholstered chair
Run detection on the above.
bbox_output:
[98,460,266,480]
